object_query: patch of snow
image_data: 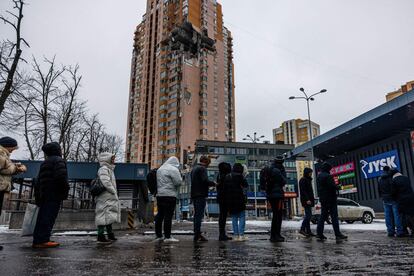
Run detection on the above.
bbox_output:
[53,231,96,236]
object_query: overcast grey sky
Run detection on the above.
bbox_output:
[1,0,414,154]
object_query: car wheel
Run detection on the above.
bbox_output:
[311,216,319,225]
[326,216,332,224]
[362,212,373,224]
[345,220,355,224]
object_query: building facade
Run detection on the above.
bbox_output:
[273,119,320,145]
[386,80,414,102]
[126,0,235,168]
[178,140,298,218]
[273,118,320,179]
[291,89,414,212]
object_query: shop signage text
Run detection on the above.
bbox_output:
[360,150,401,179]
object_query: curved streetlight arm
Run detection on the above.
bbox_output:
[309,91,326,98]
[301,90,308,98]
[290,96,307,100]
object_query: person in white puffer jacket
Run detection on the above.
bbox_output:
[95,152,121,244]
[155,156,182,243]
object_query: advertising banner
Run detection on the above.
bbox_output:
[360,150,401,179]
[330,162,355,176]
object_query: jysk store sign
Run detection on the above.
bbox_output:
[360,150,401,179]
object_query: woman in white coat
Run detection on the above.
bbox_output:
[155,156,182,242]
[95,152,121,243]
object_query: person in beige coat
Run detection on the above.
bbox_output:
[95,152,121,244]
[0,137,26,250]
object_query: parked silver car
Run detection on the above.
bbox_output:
[311,197,375,224]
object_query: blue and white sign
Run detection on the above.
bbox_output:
[360,150,401,179]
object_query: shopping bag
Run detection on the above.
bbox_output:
[21,203,39,236]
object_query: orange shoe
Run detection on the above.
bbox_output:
[32,241,60,248]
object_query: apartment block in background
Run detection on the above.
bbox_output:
[126,0,235,168]
[386,80,414,102]
[273,118,320,179]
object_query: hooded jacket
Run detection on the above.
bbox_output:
[191,163,216,199]
[378,170,393,202]
[261,161,287,200]
[391,172,414,215]
[299,168,315,207]
[0,145,18,192]
[216,162,232,205]
[223,165,249,215]
[95,152,121,226]
[316,162,338,205]
[156,156,182,198]
[35,142,69,204]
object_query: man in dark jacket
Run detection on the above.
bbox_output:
[299,168,315,237]
[379,166,404,237]
[33,142,69,248]
[316,162,347,241]
[260,156,287,242]
[191,156,216,242]
[217,162,232,241]
[391,169,414,236]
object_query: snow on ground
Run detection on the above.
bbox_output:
[205,219,387,231]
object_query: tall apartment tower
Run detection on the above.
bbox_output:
[126,0,235,168]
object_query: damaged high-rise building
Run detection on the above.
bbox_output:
[126,0,236,168]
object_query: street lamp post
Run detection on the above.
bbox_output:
[243,132,265,218]
[289,88,327,194]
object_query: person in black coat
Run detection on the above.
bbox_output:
[299,168,315,237]
[33,142,69,248]
[216,162,232,241]
[260,156,287,242]
[223,163,249,241]
[191,156,216,242]
[316,162,347,241]
[391,169,414,235]
[379,166,404,237]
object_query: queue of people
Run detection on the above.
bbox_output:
[3,134,414,250]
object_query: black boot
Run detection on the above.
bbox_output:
[219,235,232,241]
[107,233,117,241]
[0,245,3,250]
[97,234,111,244]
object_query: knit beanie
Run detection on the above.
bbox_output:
[0,137,18,148]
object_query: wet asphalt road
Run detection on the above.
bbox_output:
[1,223,414,276]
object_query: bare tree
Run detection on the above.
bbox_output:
[0,0,29,116]
[52,64,85,159]
[1,55,124,162]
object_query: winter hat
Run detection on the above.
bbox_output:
[274,156,285,164]
[0,137,18,148]
[303,167,313,176]
[218,162,232,175]
[42,142,62,157]
[233,163,244,174]
[321,162,333,173]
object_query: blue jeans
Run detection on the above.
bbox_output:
[301,206,312,233]
[193,197,206,237]
[231,211,246,236]
[317,202,341,237]
[383,201,404,236]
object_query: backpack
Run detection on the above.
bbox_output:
[259,166,272,191]
[146,169,158,195]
